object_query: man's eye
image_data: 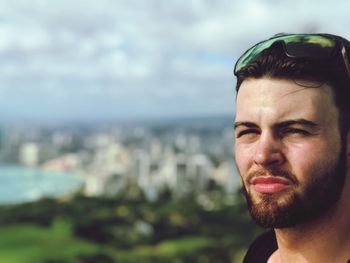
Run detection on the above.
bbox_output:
[281,128,310,136]
[236,129,259,138]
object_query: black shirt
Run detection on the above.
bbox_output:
[243,230,278,263]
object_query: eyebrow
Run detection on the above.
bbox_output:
[234,121,258,130]
[234,119,318,130]
[274,119,318,129]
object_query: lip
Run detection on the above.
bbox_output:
[250,176,291,194]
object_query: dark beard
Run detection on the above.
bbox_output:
[241,150,346,229]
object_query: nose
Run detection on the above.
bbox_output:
[253,132,285,167]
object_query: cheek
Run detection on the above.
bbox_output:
[287,141,340,178]
[234,143,252,176]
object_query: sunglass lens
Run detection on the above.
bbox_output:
[285,39,335,58]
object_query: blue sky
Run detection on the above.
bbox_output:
[0,0,350,122]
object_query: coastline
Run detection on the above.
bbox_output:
[0,165,84,204]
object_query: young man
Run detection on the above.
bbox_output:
[233,34,350,263]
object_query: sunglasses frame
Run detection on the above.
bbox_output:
[234,33,350,79]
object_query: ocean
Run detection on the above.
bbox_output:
[0,165,84,204]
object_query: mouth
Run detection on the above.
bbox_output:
[250,176,292,194]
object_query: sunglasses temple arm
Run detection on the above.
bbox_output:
[341,46,350,79]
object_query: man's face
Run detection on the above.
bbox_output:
[234,78,346,228]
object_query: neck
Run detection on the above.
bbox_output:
[271,183,350,263]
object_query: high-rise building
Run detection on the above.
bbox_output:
[19,143,40,167]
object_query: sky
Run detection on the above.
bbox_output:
[0,0,350,122]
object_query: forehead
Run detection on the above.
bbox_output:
[235,78,338,125]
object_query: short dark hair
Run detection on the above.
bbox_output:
[235,42,350,137]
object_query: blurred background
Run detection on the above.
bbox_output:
[0,0,349,262]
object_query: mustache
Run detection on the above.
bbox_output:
[246,167,298,185]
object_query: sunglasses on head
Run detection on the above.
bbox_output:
[234,33,350,79]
